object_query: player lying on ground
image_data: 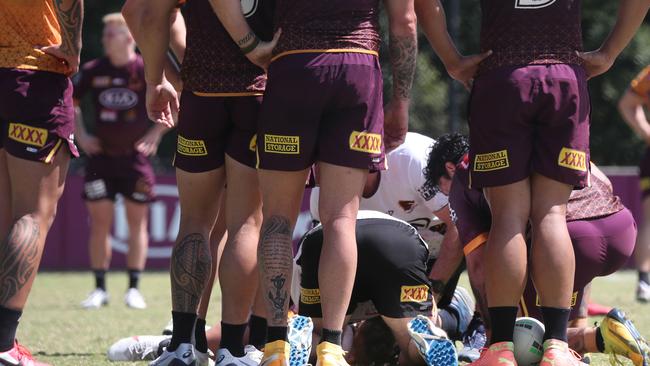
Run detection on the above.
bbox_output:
[423,133,650,366]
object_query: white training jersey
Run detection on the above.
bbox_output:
[310,132,449,256]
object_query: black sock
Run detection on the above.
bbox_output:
[639,271,650,285]
[0,306,21,352]
[94,269,106,291]
[439,308,461,340]
[195,318,208,354]
[541,307,571,342]
[220,322,247,357]
[168,311,197,351]
[595,327,605,352]
[321,328,342,346]
[488,307,518,344]
[248,315,267,349]
[128,269,141,289]
[267,326,288,343]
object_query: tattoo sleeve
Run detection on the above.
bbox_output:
[258,216,294,325]
[0,215,41,305]
[388,33,417,100]
[170,233,212,313]
[52,0,84,56]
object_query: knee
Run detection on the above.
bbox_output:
[530,203,567,229]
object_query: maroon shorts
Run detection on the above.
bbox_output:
[468,64,590,188]
[639,147,650,198]
[520,208,636,320]
[173,92,261,172]
[257,53,385,171]
[0,68,78,162]
[83,154,156,203]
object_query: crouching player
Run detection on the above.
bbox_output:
[424,133,649,365]
[295,210,461,365]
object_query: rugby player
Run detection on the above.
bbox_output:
[212,1,417,365]
[295,210,456,366]
[74,13,168,310]
[618,64,650,303]
[122,0,275,364]
[424,133,650,366]
[0,0,83,365]
[416,2,650,365]
[310,131,476,343]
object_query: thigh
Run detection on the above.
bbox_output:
[124,198,148,227]
[468,66,535,188]
[226,96,262,169]
[225,155,262,231]
[85,199,115,230]
[176,167,224,227]
[533,64,590,188]
[174,91,230,173]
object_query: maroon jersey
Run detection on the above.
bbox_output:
[181,0,274,94]
[272,0,381,59]
[567,173,624,221]
[478,0,583,74]
[73,55,151,157]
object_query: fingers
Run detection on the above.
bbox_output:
[271,28,282,47]
[476,49,493,63]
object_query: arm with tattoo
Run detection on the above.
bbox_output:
[42,0,84,75]
[383,0,417,151]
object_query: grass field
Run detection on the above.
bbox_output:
[16,271,650,365]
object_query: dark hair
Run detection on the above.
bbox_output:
[422,133,469,198]
[350,317,399,365]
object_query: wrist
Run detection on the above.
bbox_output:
[429,279,446,294]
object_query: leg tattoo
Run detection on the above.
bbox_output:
[171,233,212,313]
[259,216,293,324]
[0,215,40,305]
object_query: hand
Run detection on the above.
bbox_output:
[135,129,163,157]
[146,79,179,128]
[383,100,409,152]
[40,44,80,75]
[77,134,102,156]
[246,29,282,71]
[576,49,615,80]
[446,50,492,90]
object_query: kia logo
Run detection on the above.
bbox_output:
[99,88,139,110]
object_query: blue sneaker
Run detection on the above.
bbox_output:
[408,315,458,366]
[458,313,486,363]
[288,315,313,366]
[446,287,475,339]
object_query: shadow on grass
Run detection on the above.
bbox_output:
[35,351,99,357]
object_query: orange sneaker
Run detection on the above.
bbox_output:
[539,339,587,366]
[469,341,517,366]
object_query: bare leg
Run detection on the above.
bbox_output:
[317,163,366,332]
[0,150,11,238]
[86,200,114,271]
[635,197,650,274]
[124,200,149,271]
[198,194,226,320]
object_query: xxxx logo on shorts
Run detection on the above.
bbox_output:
[349,131,382,154]
[177,135,208,156]
[473,150,509,172]
[8,123,47,147]
[558,147,587,172]
[400,285,429,303]
[300,288,321,305]
[264,134,300,154]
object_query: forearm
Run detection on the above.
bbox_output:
[621,104,650,141]
[73,104,89,139]
[429,228,463,283]
[600,0,650,59]
[169,8,187,62]
[209,0,257,50]
[52,0,83,57]
[149,122,171,136]
[414,0,461,69]
[387,7,418,103]
[164,54,183,93]
[122,0,177,84]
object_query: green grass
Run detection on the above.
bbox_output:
[15,271,650,365]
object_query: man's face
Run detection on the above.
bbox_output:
[102,23,132,56]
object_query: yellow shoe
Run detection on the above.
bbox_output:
[599,308,650,366]
[315,342,349,366]
[260,340,290,366]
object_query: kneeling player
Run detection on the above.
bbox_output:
[295,211,460,365]
[424,133,649,365]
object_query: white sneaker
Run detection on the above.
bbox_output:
[196,349,215,366]
[215,347,260,366]
[149,343,196,366]
[125,288,147,309]
[107,335,170,361]
[244,345,263,364]
[81,288,109,309]
[637,281,650,303]
[408,315,458,366]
